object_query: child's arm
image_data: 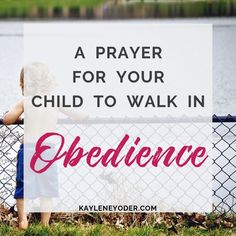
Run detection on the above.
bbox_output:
[59,107,88,122]
[3,100,24,125]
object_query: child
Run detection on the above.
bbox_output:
[3,64,53,229]
[4,63,88,230]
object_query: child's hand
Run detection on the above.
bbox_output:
[60,107,89,123]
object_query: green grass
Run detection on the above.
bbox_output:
[0,223,235,236]
[0,0,105,8]
[0,0,105,17]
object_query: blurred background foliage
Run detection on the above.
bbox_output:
[0,0,235,19]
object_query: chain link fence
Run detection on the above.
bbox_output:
[0,115,235,213]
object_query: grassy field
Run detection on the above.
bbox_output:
[0,223,235,236]
[0,0,105,8]
[0,0,105,17]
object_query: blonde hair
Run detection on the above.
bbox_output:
[20,62,56,95]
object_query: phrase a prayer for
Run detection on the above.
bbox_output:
[30,45,205,109]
